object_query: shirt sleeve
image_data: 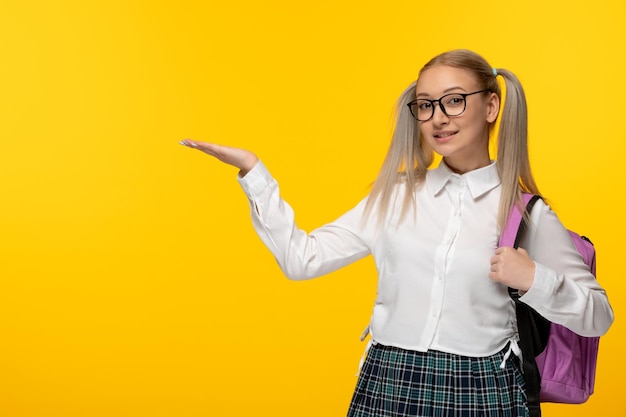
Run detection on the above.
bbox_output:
[237,160,372,280]
[518,199,614,337]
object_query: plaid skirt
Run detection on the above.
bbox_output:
[347,343,528,417]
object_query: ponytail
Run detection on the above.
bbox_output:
[363,80,434,227]
[494,68,542,227]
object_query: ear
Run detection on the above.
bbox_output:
[486,92,500,123]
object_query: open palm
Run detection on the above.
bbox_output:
[180,139,259,176]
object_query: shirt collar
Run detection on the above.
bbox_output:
[429,160,501,199]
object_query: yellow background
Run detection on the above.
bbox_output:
[0,0,624,416]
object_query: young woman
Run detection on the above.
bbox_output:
[180,49,613,417]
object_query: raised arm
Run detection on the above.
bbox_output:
[179,138,372,280]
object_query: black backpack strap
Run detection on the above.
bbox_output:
[515,300,544,417]
[506,195,549,417]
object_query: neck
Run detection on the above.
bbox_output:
[444,156,491,174]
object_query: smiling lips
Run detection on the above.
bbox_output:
[433,130,458,141]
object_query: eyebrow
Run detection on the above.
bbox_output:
[416,86,468,98]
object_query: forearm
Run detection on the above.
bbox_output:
[238,161,371,280]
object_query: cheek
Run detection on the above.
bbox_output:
[419,130,438,148]
[418,123,432,137]
[459,112,488,132]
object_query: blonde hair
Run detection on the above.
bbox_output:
[364,49,541,228]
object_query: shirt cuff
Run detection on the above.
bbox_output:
[519,262,556,307]
[237,160,273,197]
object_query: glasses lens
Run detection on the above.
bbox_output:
[414,100,434,121]
[441,94,466,117]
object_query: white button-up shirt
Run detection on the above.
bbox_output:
[237,160,613,357]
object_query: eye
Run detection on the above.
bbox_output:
[443,95,464,107]
[417,100,432,110]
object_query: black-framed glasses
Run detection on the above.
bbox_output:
[407,89,490,122]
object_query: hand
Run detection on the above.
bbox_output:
[489,247,536,292]
[180,139,259,177]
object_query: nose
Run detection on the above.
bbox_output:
[431,101,449,125]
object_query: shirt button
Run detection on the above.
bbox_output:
[432,311,438,317]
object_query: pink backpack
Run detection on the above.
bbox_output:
[499,194,600,417]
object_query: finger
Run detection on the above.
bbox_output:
[493,248,505,258]
[180,139,211,151]
[179,139,199,148]
[497,246,514,255]
[180,140,222,158]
